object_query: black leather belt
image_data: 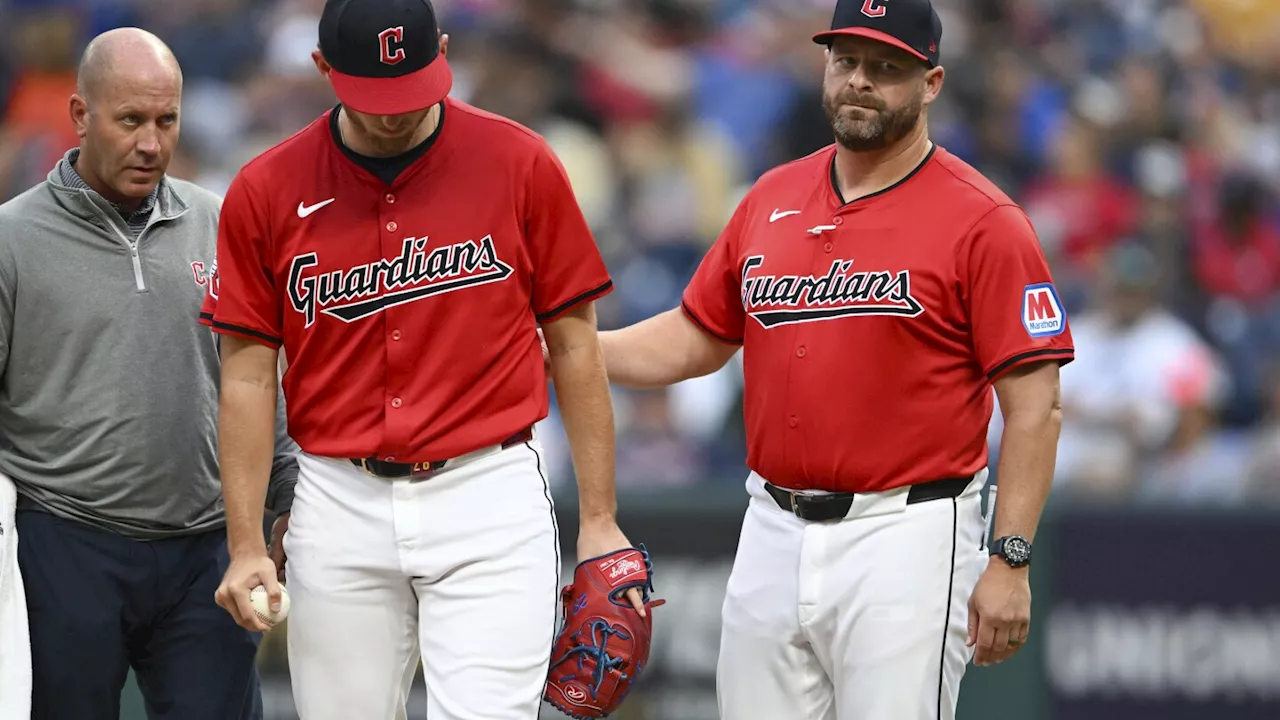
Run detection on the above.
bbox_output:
[351,426,534,480]
[764,475,973,522]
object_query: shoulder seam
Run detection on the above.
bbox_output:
[451,101,547,145]
[931,155,1018,211]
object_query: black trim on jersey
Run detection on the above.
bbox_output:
[198,311,214,325]
[986,348,1075,380]
[209,320,283,347]
[328,102,446,185]
[830,143,937,205]
[680,301,743,345]
[535,280,614,323]
[937,497,958,720]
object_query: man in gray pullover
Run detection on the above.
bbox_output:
[0,28,296,720]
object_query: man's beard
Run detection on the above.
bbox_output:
[823,87,923,151]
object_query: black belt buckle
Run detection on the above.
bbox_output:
[765,483,854,522]
[355,457,445,480]
[766,474,974,522]
[351,426,534,481]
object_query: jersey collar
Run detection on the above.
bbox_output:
[828,142,938,207]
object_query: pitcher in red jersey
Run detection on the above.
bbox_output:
[201,1,644,717]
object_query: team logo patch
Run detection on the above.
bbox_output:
[740,255,923,328]
[1022,283,1065,337]
[192,260,219,299]
[288,235,514,326]
[378,26,405,65]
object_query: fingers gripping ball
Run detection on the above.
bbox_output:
[544,545,665,719]
[249,585,290,627]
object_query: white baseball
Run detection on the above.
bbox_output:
[249,585,290,626]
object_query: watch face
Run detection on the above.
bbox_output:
[1004,536,1032,565]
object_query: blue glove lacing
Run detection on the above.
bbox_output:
[552,619,632,698]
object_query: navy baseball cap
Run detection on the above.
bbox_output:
[319,0,453,115]
[813,0,942,68]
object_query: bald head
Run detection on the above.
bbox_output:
[76,27,181,102]
[69,27,183,211]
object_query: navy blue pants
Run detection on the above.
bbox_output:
[16,509,263,720]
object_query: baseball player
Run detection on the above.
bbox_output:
[595,1,1074,718]
[0,28,300,720]
[202,1,642,718]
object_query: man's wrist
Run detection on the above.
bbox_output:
[230,541,268,559]
[228,521,269,557]
[989,534,1033,569]
[578,510,618,530]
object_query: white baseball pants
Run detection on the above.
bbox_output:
[282,438,560,720]
[0,473,31,720]
[717,469,989,720]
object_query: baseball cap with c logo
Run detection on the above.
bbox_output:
[318,0,453,116]
[812,0,943,68]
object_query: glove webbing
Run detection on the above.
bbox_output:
[551,619,632,699]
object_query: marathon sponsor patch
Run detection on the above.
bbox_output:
[1022,283,1065,337]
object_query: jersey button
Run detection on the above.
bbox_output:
[391,329,402,341]
[385,456,395,462]
[788,416,799,428]
[386,221,398,233]
[385,193,396,204]
[796,346,806,358]
[391,397,402,408]
[833,217,843,225]
[824,242,833,253]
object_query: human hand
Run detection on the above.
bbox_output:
[966,559,1031,666]
[268,513,290,583]
[215,552,283,633]
[577,519,647,616]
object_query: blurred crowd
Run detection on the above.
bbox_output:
[1,0,1278,507]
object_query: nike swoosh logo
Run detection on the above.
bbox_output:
[770,209,801,223]
[297,198,335,218]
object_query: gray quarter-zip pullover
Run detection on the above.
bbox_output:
[0,149,297,539]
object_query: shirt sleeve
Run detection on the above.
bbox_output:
[525,143,613,323]
[959,204,1075,380]
[680,197,749,344]
[207,172,283,347]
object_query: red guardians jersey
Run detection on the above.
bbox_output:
[682,144,1074,492]
[201,98,612,462]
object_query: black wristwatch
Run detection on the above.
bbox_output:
[990,535,1033,568]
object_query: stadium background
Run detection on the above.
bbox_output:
[2,0,1278,718]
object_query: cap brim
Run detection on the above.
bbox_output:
[812,28,929,63]
[328,55,453,116]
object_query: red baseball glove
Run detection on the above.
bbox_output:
[544,545,665,719]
